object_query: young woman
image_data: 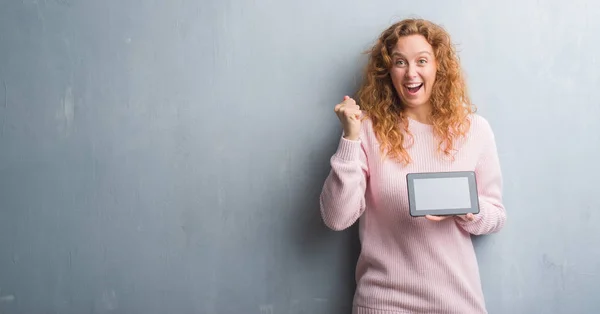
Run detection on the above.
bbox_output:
[319,18,506,314]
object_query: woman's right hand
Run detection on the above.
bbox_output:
[334,96,362,141]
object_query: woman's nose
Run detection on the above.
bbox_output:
[405,65,417,78]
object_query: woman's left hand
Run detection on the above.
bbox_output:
[425,213,475,222]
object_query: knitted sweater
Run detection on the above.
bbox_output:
[319,114,506,314]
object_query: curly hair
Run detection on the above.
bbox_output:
[356,18,476,164]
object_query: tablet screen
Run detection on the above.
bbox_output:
[413,177,472,211]
[406,171,479,216]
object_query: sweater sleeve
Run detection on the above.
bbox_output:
[455,121,506,235]
[319,135,369,231]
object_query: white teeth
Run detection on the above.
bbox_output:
[405,83,422,88]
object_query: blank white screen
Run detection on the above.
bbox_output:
[413,177,471,210]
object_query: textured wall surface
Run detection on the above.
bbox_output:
[1,1,599,313]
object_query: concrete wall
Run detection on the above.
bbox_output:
[1,1,599,313]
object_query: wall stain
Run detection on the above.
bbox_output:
[259,304,273,314]
[2,80,7,136]
[0,295,15,302]
[542,254,566,291]
[57,85,75,136]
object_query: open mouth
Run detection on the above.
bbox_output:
[404,83,423,95]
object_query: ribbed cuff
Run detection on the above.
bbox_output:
[353,305,411,314]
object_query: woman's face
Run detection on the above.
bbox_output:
[389,34,437,110]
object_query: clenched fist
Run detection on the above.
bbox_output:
[334,96,362,141]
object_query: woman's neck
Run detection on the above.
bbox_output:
[404,104,433,125]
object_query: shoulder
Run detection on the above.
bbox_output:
[468,113,491,129]
[356,111,380,149]
[465,113,499,154]
[358,110,375,135]
[467,113,495,139]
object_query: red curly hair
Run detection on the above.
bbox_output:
[356,18,476,164]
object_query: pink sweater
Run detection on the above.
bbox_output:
[319,114,506,314]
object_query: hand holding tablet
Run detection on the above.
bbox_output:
[425,212,475,222]
[406,171,480,221]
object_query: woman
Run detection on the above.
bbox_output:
[319,18,506,314]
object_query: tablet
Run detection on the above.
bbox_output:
[406,171,480,217]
